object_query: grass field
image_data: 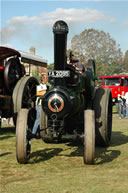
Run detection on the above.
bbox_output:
[0,112,128,193]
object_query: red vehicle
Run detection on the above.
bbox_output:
[98,75,128,105]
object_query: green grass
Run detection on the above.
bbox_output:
[0,113,128,193]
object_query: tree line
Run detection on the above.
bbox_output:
[48,28,128,76]
[71,28,128,76]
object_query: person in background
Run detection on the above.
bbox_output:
[76,62,85,74]
[72,61,81,72]
[31,72,48,138]
[67,58,85,74]
[124,91,128,119]
[118,92,126,119]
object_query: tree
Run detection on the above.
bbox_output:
[71,29,123,76]
[48,63,54,70]
[123,50,128,72]
[32,69,41,83]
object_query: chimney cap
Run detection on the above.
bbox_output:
[53,20,69,34]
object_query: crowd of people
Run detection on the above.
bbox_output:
[118,91,128,119]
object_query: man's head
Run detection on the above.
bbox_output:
[41,73,48,84]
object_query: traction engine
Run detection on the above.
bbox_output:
[16,20,112,165]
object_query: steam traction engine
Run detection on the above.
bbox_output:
[16,20,112,165]
[0,47,47,128]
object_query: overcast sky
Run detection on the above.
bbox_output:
[1,0,128,64]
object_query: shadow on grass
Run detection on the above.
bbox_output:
[0,126,15,140]
[56,130,127,164]
[0,126,15,134]
[15,130,127,165]
[29,148,63,164]
[0,152,12,157]
[95,130,128,164]
[95,148,120,164]
[0,135,14,140]
[63,142,121,164]
[111,131,128,146]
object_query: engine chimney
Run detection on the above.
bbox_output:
[53,20,69,70]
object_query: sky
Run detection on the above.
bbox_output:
[1,0,128,64]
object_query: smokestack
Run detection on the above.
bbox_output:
[53,20,69,70]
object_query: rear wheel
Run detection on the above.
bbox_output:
[13,76,38,113]
[84,110,95,164]
[12,76,38,126]
[4,58,22,94]
[93,87,112,146]
[85,59,96,103]
[16,108,36,164]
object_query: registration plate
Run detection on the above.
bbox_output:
[48,70,70,78]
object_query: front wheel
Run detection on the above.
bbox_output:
[84,110,95,164]
[16,108,36,164]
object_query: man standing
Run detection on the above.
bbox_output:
[76,62,85,74]
[32,72,48,137]
[124,91,128,119]
[118,93,125,119]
